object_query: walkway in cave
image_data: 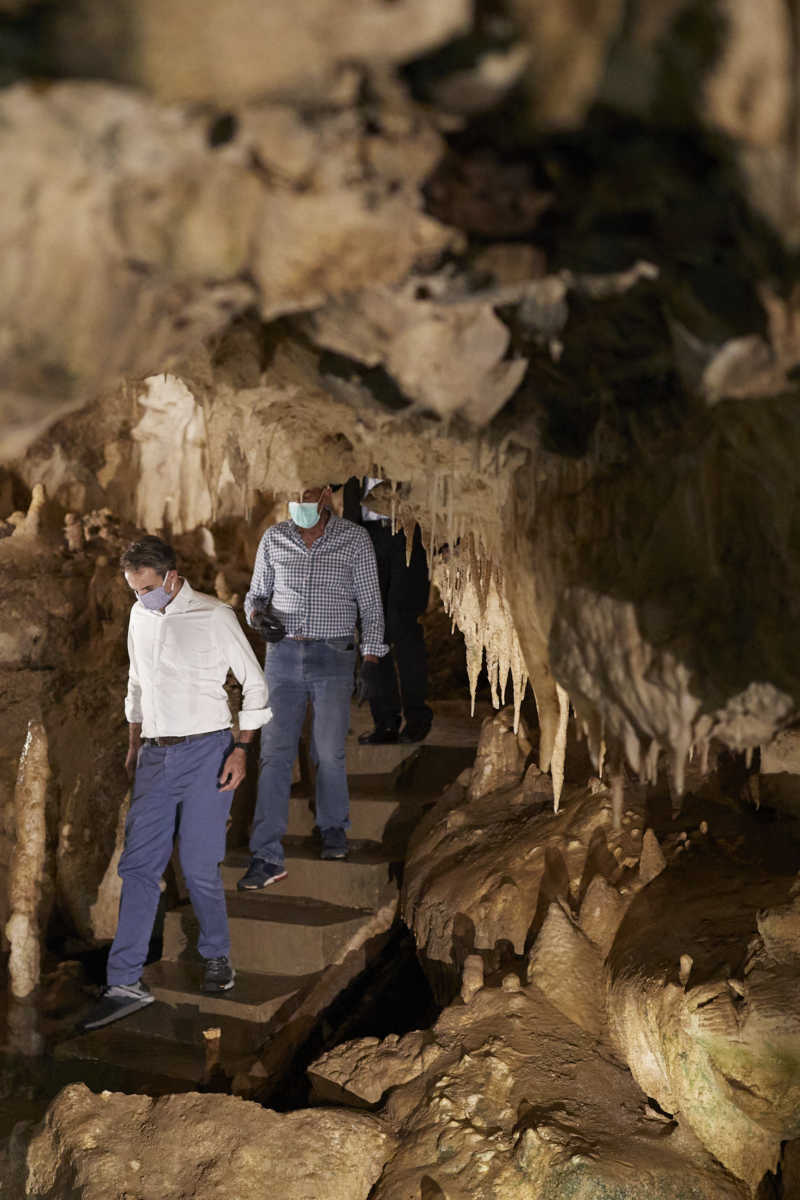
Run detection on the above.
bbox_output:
[51,700,482,1096]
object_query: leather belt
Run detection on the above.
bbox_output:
[143,729,229,746]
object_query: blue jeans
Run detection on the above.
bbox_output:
[251,637,355,867]
[107,730,233,986]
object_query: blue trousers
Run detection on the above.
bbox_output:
[107,730,233,986]
[251,637,355,867]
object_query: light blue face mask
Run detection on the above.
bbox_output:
[139,575,172,610]
[289,500,321,529]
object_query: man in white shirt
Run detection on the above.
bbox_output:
[80,535,270,1031]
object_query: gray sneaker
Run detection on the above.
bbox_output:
[203,956,235,993]
[78,981,155,1033]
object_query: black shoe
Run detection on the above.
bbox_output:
[320,827,349,860]
[236,858,288,890]
[77,981,155,1033]
[399,722,432,743]
[203,956,235,992]
[358,727,399,745]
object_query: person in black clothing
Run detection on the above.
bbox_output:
[344,477,434,744]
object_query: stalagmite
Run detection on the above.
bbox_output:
[5,719,50,1000]
[610,770,624,832]
[551,683,570,813]
[639,829,667,886]
[63,512,83,552]
[15,483,47,540]
[460,954,484,1003]
[203,1027,223,1084]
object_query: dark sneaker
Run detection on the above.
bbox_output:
[357,727,399,745]
[236,857,287,890]
[203,956,235,993]
[320,827,349,860]
[77,981,154,1033]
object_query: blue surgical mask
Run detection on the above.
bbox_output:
[139,576,172,610]
[289,501,321,529]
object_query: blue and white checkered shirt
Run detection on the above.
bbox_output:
[245,515,388,656]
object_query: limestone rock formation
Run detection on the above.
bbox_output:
[606,847,800,1190]
[526,899,605,1035]
[44,0,472,106]
[399,714,800,1192]
[402,719,646,1000]
[309,1030,439,1108]
[467,707,531,800]
[316,983,748,1200]
[6,1085,396,1200]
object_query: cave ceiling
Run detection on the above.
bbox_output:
[2,0,800,800]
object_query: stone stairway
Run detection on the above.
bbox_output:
[56,701,480,1086]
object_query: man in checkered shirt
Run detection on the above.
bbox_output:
[238,484,388,887]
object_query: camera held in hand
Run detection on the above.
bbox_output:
[251,601,286,643]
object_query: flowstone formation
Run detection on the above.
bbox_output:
[309,708,800,1195]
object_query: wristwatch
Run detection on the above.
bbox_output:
[232,741,250,751]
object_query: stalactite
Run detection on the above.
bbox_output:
[644,739,660,786]
[432,543,527,729]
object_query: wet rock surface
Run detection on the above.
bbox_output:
[4,1084,396,1199]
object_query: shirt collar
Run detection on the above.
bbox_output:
[166,578,194,614]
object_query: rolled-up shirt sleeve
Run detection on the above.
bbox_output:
[124,612,143,724]
[244,531,275,626]
[353,532,389,657]
[213,606,271,730]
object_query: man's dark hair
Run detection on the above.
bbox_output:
[120,535,176,575]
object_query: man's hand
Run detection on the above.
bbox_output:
[125,724,142,782]
[124,745,139,781]
[250,600,286,643]
[356,658,381,704]
[218,746,247,792]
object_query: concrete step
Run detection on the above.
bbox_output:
[221,841,399,909]
[162,894,373,976]
[344,738,421,778]
[287,791,409,843]
[107,962,321,1053]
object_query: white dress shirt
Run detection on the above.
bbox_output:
[125,580,270,738]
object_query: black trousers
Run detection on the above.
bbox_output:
[366,521,432,732]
